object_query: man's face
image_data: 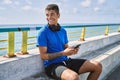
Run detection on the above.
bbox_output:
[45,10,60,25]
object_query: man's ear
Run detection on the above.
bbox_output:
[58,13,60,18]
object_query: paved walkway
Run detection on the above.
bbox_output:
[22,42,120,80]
[22,73,54,80]
[105,64,120,80]
[22,65,120,80]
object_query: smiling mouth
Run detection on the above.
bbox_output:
[49,19,54,22]
[49,20,53,22]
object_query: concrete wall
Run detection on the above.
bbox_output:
[69,32,120,58]
[79,40,120,80]
[69,32,120,80]
[0,52,44,80]
[0,32,120,80]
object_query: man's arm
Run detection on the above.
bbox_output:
[64,44,68,49]
[38,46,64,60]
[38,44,67,60]
[38,44,78,60]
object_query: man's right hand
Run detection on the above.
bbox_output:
[62,47,79,56]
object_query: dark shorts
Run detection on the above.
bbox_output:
[45,58,86,80]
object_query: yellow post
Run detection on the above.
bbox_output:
[105,26,109,35]
[21,31,28,54]
[118,27,120,32]
[80,27,86,41]
[7,32,16,57]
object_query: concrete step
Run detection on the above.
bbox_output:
[22,73,54,80]
[104,64,120,80]
[79,41,120,80]
[22,41,120,80]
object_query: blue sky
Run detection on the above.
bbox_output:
[0,0,120,24]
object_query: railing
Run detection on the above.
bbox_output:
[0,23,120,57]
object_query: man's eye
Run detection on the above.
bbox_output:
[46,14,48,16]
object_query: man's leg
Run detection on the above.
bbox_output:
[61,68,79,80]
[45,62,80,80]
[79,60,102,80]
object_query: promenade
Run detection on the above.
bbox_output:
[22,63,120,80]
[22,39,120,80]
[105,64,120,80]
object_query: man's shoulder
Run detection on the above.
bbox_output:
[38,25,49,32]
[60,26,67,32]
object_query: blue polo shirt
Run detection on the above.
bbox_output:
[37,24,69,67]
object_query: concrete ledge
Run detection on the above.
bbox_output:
[79,41,120,80]
[0,50,44,80]
[0,32,120,80]
[95,45,120,80]
[69,32,120,58]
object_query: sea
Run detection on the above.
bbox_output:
[0,24,119,56]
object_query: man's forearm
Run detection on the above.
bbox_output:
[47,51,64,60]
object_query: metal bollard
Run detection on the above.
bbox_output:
[80,27,86,41]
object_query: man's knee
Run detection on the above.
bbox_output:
[61,69,79,80]
[69,72,79,80]
[96,61,102,72]
[91,60,102,72]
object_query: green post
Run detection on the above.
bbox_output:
[7,32,16,57]
[80,27,86,41]
[21,31,28,54]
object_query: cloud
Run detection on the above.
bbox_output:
[73,8,78,14]
[2,0,20,9]
[80,0,91,7]
[47,1,62,6]
[60,0,68,3]
[22,5,32,11]
[0,7,5,10]
[14,1,20,5]
[0,16,7,24]
[33,7,44,13]
[21,5,42,13]
[52,0,68,3]
[25,0,32,5]
[3,0,12,5]
[98,0,105,5]
[94,7,100,12]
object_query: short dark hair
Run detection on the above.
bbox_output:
[45,4,59,14]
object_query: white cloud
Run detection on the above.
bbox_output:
[3,0,12,5]
[0,7,5,10]
[98,0,105,5]
[94,7,100,12]
[22,5,32,11]
[33,7,44,14]
[48,2,62,6]
[0,16,7,24]
[14,1,20,5]
[73,8,78,14]
[25,0,32,5]
[80,0,91,7]
[60,0,68,2]
[2,1,20,9]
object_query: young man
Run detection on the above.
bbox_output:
[37,4,102,80]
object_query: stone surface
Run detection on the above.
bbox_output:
[23,41,120,80]
[0,33,120,80]
[104,64,120,80]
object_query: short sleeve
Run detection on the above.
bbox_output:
[64,29,68,44]
[36,30,47,47]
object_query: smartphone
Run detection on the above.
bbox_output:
[74,44,81,48]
